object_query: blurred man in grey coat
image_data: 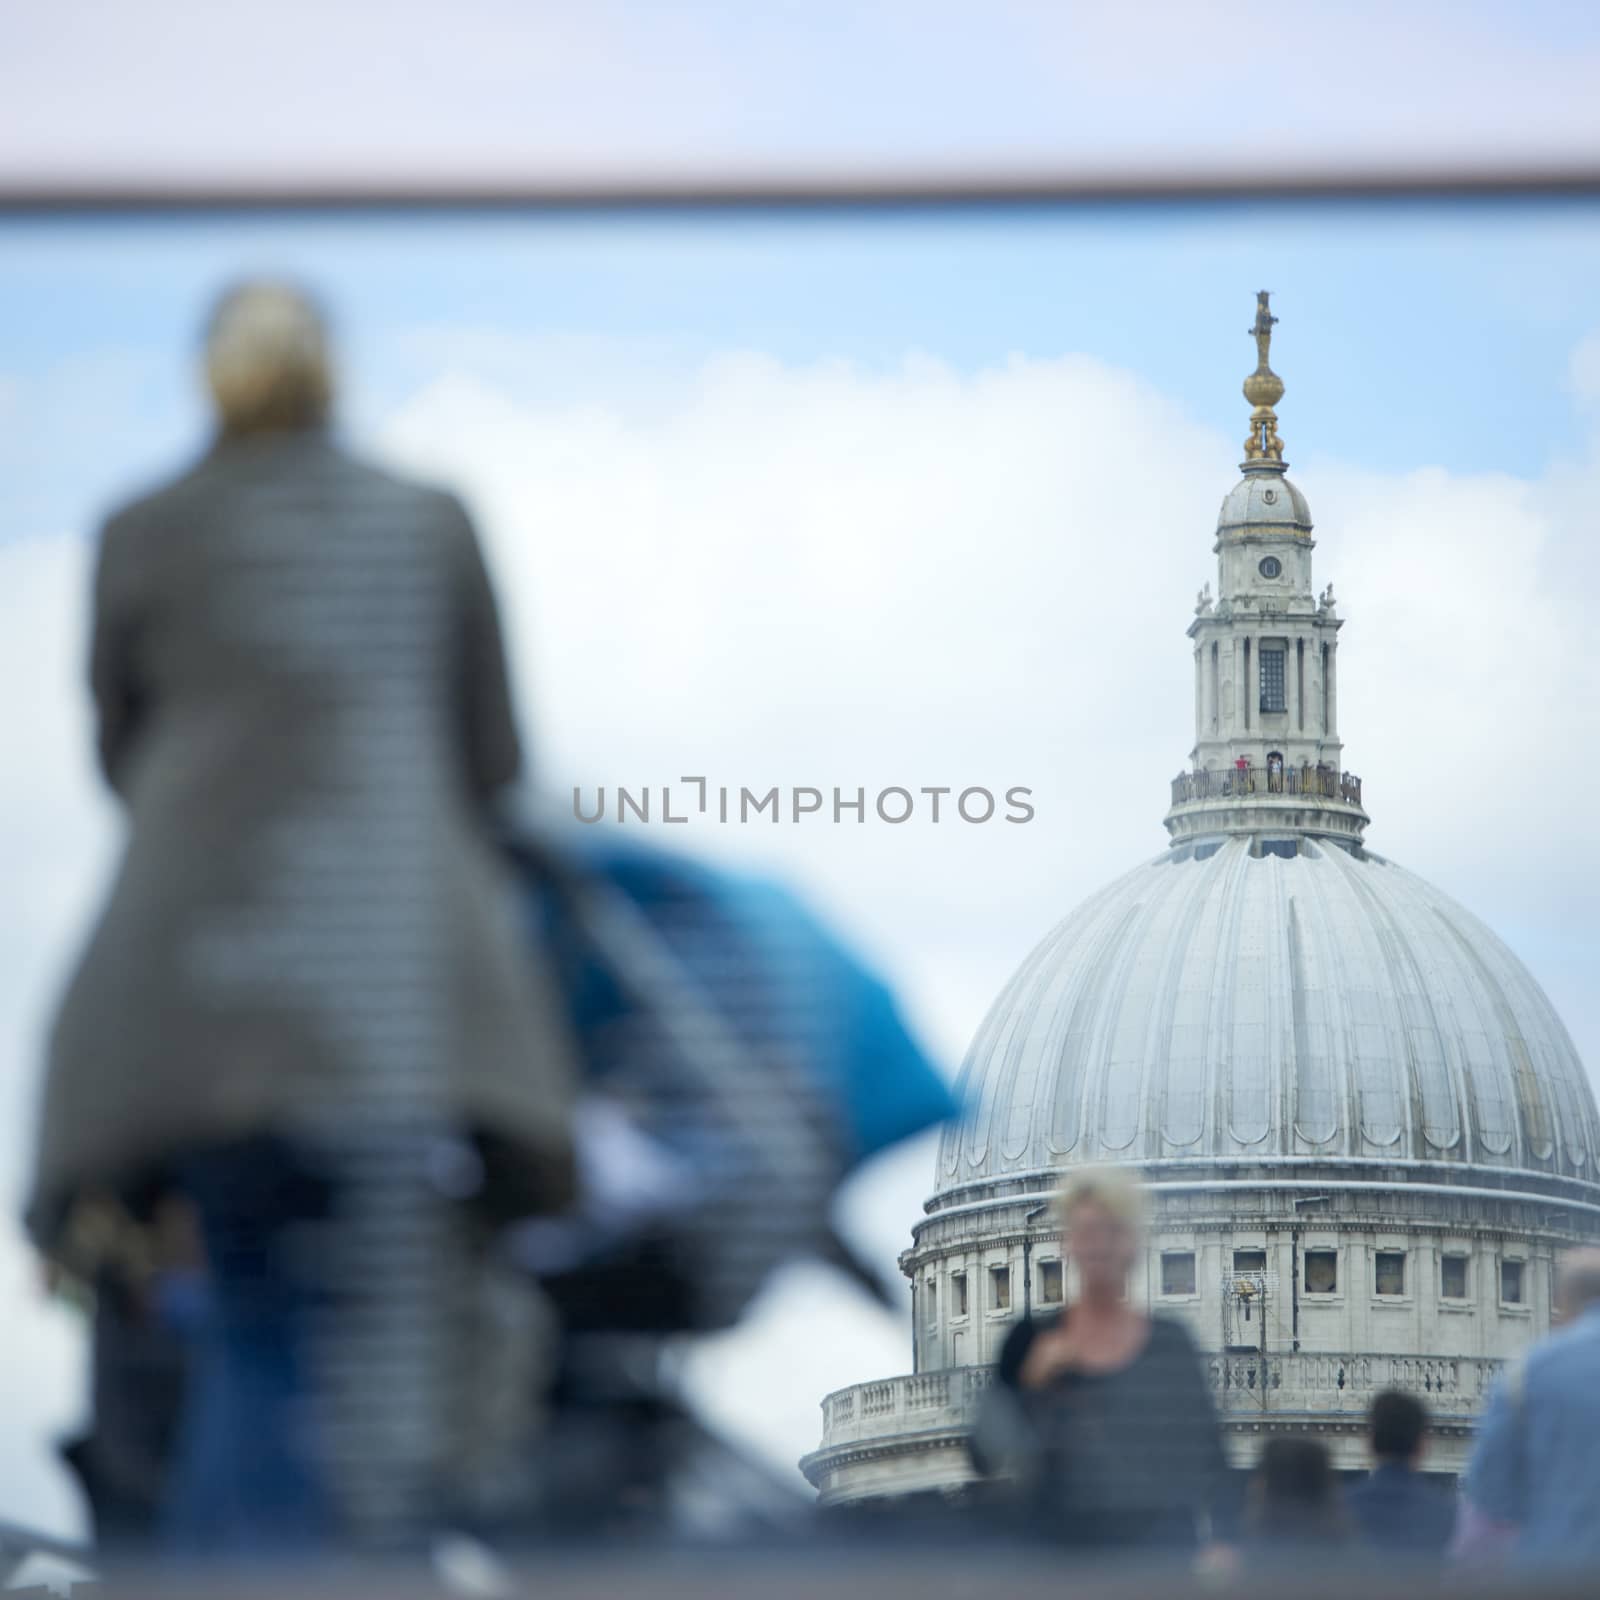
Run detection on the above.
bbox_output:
[29,281,575,1552]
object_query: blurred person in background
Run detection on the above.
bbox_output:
[26,281,576,1555]
[1343,1388,1455,1556]
[970,1166,1227,1555]
[1242,1438,1350,1553]
[1455,1246,1600,1572]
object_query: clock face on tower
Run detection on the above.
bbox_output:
[1258,556,1282,579]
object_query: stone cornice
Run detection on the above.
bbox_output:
[901,1182,1600,1274]
[899,1206,1590,1276]
[920,1159,1600,1218]
[799,1427,969,1485]
[1213,528,1316,547]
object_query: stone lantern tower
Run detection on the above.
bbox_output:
[1170,291,1363,848]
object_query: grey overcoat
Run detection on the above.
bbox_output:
[28,431,575,1250]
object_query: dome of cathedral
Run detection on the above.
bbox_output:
[935,835,1600,1199]
[1217,470,1312,533]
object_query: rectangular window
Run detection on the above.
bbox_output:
[1441,1255,1469,1300]
[952,1272,969,1318]
[1233,1248,1267,1275]
[1375,1251,1407,1297]
[1501,1259,1525,1305]
[988,1265,1012,1312]
[1260,646,1287,713]
[1038,1259,1064,1304]
[1161,1251,1197,1296]
[1304,1249,1338,1294]
[925,1278,937,1324]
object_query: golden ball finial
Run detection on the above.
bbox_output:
[1243,367,1284,408]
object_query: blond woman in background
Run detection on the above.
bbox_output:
[972,1166,1227,1553]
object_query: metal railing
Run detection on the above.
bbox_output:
[1170,765,1362,807]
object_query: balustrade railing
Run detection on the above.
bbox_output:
[818,1352,1500,1447]
[861,1382,897,1418]
[1170,764,1362,807]
[1203,1351,1501,1409]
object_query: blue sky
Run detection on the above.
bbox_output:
[9,200,1600,548]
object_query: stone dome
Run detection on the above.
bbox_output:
[1217,470,1312,533]
[935,835,1600,1200]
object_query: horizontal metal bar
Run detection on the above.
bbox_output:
[6,163,1600,216]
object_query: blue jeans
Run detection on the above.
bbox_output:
[160,1137,338,1556]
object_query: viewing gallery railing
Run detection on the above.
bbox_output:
[819,1369,995,1445]
[818,1351,1496,1447]
[1205,1350,1501,1412]
[1170,765,1362,807]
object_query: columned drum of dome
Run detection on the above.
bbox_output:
[802,295,1600,1508]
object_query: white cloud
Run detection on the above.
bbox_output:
[0,533,114,1538]
[1315,461,1597,920]
[3,334,1597,1522]
[379,348,1223,1041]
[377,343,1600,1039]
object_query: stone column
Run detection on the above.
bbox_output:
[1194,644,1204,752]
[1327,643,1339,739]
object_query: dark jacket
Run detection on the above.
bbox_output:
[974,1311,1228,1549]
[29,432,575,1250]
[1345,1461,1457,1555]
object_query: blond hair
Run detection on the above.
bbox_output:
[203,280,332,434]
[1056,1164,1147,1233]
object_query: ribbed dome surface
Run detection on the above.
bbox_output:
[937,837,1600,1193]
[1217,472,1312,532]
